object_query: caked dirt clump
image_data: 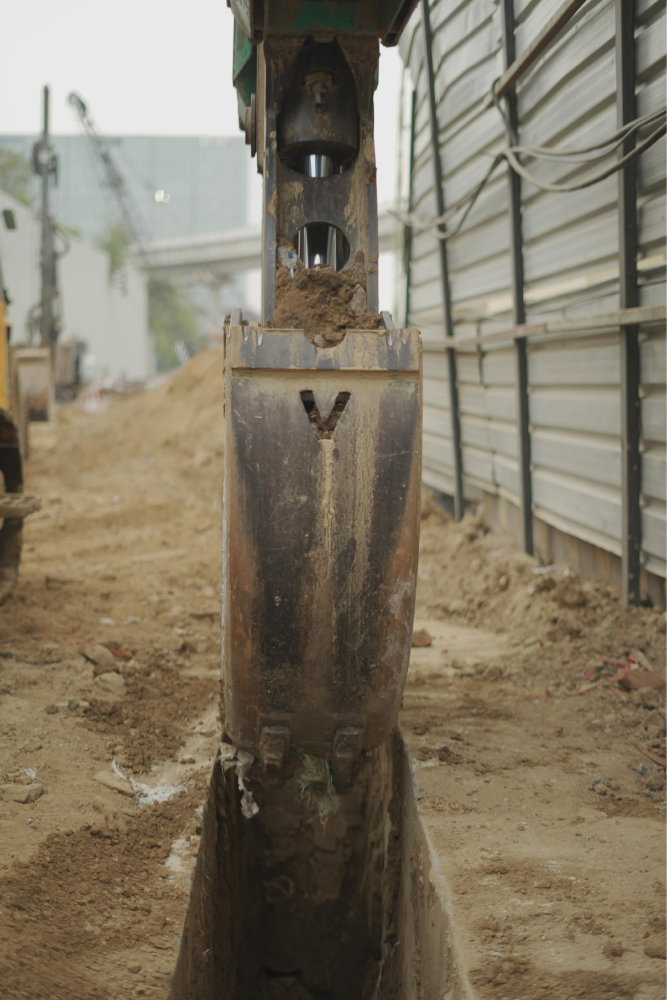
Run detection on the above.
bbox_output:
[272,250,384,346]
[0,791,205,999]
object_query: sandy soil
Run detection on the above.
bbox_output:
[0,347,664,998]
[1,351,225,998]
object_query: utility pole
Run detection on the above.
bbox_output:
[33,86,58,351]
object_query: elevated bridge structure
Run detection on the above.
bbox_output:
[133,208,399,283]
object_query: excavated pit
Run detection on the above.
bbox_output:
[169,732,464,999]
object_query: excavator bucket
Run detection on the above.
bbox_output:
[222,325,422,784]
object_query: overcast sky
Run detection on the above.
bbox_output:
[1,0,405,203]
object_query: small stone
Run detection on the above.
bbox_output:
[93,771,134,797]
[516,821,526,831]
[594,783,608,795]
[82,643,118,674]
[68,699,80,711]
[93,672,126,698]
[448,598,467,614]
[644,937,666,960]
[44,704,59,715]
[646,775,665,792]
[148,937,173,950]
[1,783,43,803]
[348,285,367,314]
[484,664,503,681]
[128,964,142,974]
[411,629,432,648]
[602,940,624,959]
[81,642,115,673]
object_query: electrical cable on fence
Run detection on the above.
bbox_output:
[392,102,666,240]
[504,120,666,193]
[510,107,666,160]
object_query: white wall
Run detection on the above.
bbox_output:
[0,190,151,382]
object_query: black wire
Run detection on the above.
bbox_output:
[491,77,517,145]
[511,107,666,161]
[394,96,665,240]
[504,121,666,193]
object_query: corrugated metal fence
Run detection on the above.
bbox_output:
[399,0,666,602]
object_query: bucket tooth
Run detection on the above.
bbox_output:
[259,725,291,773]
[331,726,362,787]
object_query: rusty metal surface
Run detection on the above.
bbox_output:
[222,326,422,778]
[261,36,380,321]
[0,409,24,604]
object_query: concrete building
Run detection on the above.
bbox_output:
[0,190,151,383]
[0,134,248,245]
[0,133,254,332]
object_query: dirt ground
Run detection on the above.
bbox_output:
[0,347,665,999]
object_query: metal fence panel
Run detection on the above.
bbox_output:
[400,0,666,587]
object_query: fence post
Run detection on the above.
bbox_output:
[615,0,641,606]
[404,89,417,326]
[500,0,533,555]
[421,0,464,520]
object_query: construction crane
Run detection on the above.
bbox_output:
[67,92,150,261]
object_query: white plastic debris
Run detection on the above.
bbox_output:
[532,564,556,575]
[219,742,237,764]
[78,383,109,414]
[111,760,187,806]
[23,768,37,780]
[99,617,114,625]
[235,749,259,819]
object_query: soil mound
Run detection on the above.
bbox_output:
[54,348,225,477]
[417,489,666,691]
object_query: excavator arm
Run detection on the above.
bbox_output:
[224,0,422,790]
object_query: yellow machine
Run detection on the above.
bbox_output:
[0,220,41,603]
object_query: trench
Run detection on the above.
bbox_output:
[169,731,468,1000]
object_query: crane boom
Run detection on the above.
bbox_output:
[67,92,150,259]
